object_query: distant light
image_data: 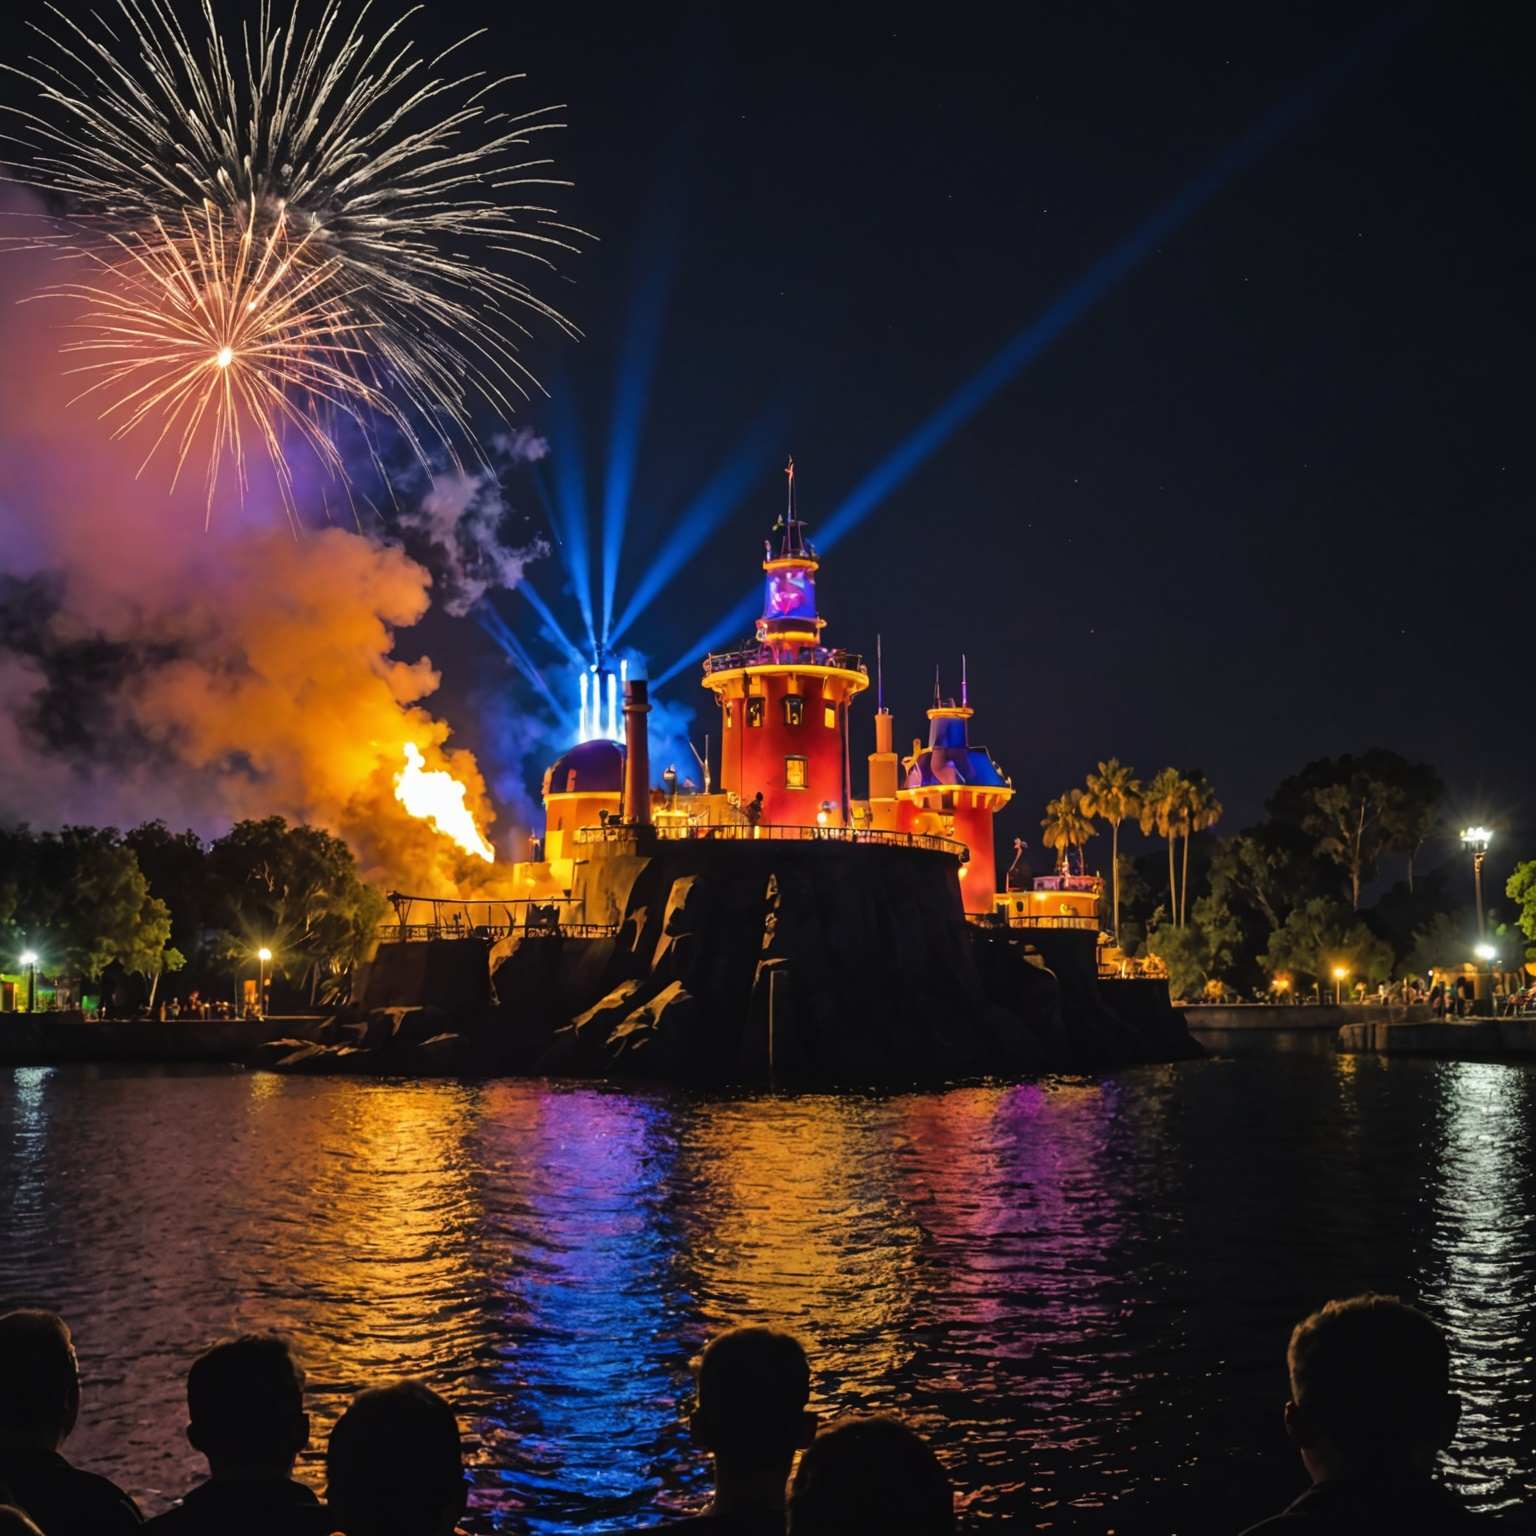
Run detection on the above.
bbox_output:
[1475,943,1498,962]
[19,950,38,967]
[1332,965,1348,980]
[257,947,272,962]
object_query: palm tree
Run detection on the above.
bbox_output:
[1140,767,1187,924]
[1179,772,1224,926]
[1082,758,1141,943]
[1042,793,1095,876]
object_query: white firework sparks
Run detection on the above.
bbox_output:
[2,0,585,509]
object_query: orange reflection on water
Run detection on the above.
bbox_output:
[679,1096,924,1399]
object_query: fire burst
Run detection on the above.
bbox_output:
[48,202,412,523]
[394,743,495,863]
[2,0,583,505]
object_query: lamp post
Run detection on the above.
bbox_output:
[1332,965,1348,1007]
[19,950,38,1013]
[257,947,272,1019]
[1461,826,1493,937]
[1475,942,1498,1009]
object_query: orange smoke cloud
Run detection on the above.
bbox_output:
[0,194,511,894]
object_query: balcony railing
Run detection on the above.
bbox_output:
[574,820,966,857]
[387,921,618,943]
[971,912,1103,933]
[702,644,866,676]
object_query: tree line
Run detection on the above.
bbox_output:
[1041,750,1535,1001]
[0,817,386,1012]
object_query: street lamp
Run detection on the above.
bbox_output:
[1461,826,1493,937]
[19,950,38,1014]
[1474,942,1499,1012]
[257,947,272,1019]
[1332,964,1348,1007]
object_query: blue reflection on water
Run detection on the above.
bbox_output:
[476,1088,703,1532]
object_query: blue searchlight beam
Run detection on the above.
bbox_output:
[655,14,1407,691]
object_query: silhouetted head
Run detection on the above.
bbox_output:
[0,1310,80,1452]
[326,1380,465,1536]
[788,1415,954,1536]
[0,1506,45,1536]
[691,1327,815,1474]
[186,1334,308,1477]
[1284,1293,1458,1484]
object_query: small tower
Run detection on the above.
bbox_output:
[899,658,1013,914]
[702,459,869,826]
[865,635,901,830]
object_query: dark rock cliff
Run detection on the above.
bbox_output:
[312,834,1200,1081]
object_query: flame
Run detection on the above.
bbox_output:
[393,743,495,862]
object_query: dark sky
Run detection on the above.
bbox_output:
[12,1,1535,889]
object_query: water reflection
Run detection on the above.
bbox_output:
[1416,1063,1536,1511]
[7,1058,1536,1532]
[473,1085,693,1531]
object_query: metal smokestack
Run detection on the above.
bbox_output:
[622,679,652,825]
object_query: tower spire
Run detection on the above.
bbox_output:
[776,455,810,558]
[877,632,885,712]
[933,664,941,706]
[961,653,968,707]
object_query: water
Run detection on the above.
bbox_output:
[3,1047,1535,1532]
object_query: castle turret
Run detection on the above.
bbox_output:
[899,659,1013,914]
[865,635,900,829]
[702,459,869,826]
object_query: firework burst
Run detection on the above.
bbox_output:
[44,200,417,524]
[2,0,584,511]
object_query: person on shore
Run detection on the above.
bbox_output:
[325,1381,466,1536]
[787,1415,955,1536]
[1238,1292,1487,1532]
[144,1335,328,1536]
[653,1326,817,1534]
[0,1308,141,1534]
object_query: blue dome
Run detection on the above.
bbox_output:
[905,744,1010,790]
[544,738,626,798]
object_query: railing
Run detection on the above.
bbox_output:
[1021,874,1103,894]
[702,644,866,676]
[971,912,1103,933]
[386,920,618,943]
[384,893,586,929]
[573,820,967,858]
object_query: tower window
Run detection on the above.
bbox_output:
[940,791,955,811]
[725,701,734,726]
[784,695,804,726]
[785,755,807,789]
[823,703,837,729]
[747,697,764,728]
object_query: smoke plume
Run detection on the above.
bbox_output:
[0,195,534,894]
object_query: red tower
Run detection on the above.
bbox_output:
[703,460,869,826]
[899,663,1014,914]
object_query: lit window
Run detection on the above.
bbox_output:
[823,704,837,729]
[747,697,764,727]
[785,755,807,789]
[784,695,804,726]
[725,701,734,726]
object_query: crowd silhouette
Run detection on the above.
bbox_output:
[0,1296,1506,1533]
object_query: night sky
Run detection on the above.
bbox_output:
[7,1,1532,890]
